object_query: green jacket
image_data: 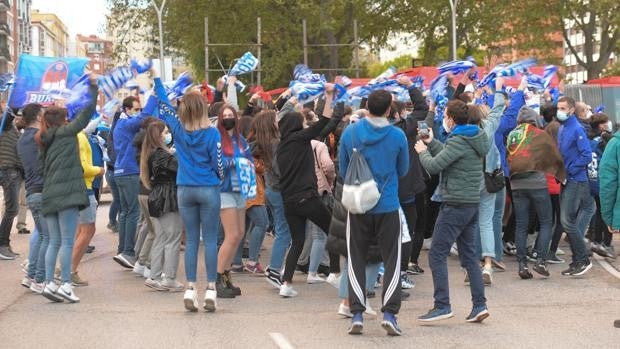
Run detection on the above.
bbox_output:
[40,84,98,215]
[599,131,620,229]
[419,126,489,204]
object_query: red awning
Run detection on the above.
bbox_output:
[586,76,620,87]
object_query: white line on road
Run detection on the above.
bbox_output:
[593,254,620,280]
[269,332,295,349]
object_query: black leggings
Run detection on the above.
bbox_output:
[593,196,613,246]
[549,194,564,254]
[282,197,339,283]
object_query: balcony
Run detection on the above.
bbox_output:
[0,0,9,11]
[0,22,9,36]
[0,45,10,61]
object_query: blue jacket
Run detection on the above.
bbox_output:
[558,115,592,182]
[339,117,409,214]
[154,78,223,187]
[16,127,44,195]
[113,95,157,176]
[494,90,525,177]
[220,136,253,193]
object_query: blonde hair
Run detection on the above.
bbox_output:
[178,91,210,131]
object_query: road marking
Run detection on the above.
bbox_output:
[269,332,295,349]
[593,254,620,279]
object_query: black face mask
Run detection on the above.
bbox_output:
[222,118,236,130]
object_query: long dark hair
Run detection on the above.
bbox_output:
[250,110,279,169]
[217,105,244,157]
[139,119,166,190]
[35,106,67,149]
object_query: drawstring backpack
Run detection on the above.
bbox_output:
[341,132,381,214]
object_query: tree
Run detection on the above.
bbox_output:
[366,55,414,77]
[560,0,619,80]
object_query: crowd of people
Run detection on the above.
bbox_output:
[0,64,618,336]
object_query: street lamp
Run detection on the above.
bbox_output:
[151,0,167,77]
[448,0,458,61]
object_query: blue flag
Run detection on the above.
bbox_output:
[9,54,89,108]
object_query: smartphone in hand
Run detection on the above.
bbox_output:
[417,121,430,139]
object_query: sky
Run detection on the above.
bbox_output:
[32,0,108,37]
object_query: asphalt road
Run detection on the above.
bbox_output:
[1,199,619,349]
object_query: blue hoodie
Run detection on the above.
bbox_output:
[154,78,223,186]
[339,117,409,214]
[113,95,157,177]
[558,115,592,182]
[494,90,525,176]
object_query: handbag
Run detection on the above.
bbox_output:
[483,157,505,193]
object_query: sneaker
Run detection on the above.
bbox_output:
[547,254,565,264]
[561,264,575,276]
[569,260,592,276]
[229,264,244,273]
[145,278,168,291]
[407,263,425,275]
[317,264,331,277]
[18,228,30,235]
[279,283,298,298]
[450,243,459,256]
[57,282,80,303]
[466,305,489,323]
[204,288,217,312]
[518,263,533,279]
[556,248,565,255]
[338,303,353,318]
[223,271,241,296]
[132,262,145,276]
[42,282,64,303]
[491,259,506,272]
[592,243,615,259]
[482,267,493,285]
[381,312,402,336]
[503,241,517,256]
[30,281,44,294]
[71,272,89,287]
[533,259,550,277]
[21,276,33,289]
[20,260,29,274]
[216,274,236,298]
[326,273,341,288]
[265,267,283,289]
[400,273,415,289]
[422,238,432,250]
[526,250,538,263]
[418,307,454,322]
[183,287,199,312]
[244,262,265,275]
[348,312,363,335]
[161,278,185,292]
[143,267,151,279]
[113,253,135,269]
[0,246,15,260]
[604,245,616,259]
[295,263,309,274]
[307,273,326,284]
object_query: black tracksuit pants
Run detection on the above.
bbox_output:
[347,210,401,315]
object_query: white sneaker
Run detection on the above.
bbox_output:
[482,267,493,285]
[133,262,145,276]
[422,238,432,250]
[364,301,377,318]
[161,278,185,292]
[184,288,199,312]
[307,273,326,284]
[42,282,64,302]
[326,273,341,288]
[556,248,565,256]
[30,281,44,294]
[450,243,459,256]
[143,267,151,279]
[145,278,168,291]
[21,276,33,289]
[338,303,353,318]
[279,284,298,298]
[203,289,217,312]
[57,282,80,303]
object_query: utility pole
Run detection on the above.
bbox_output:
[151,0,167,77]
[448,0,458,61]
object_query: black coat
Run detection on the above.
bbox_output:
[147,148,178,217]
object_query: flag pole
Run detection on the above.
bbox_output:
[0,55,19,136]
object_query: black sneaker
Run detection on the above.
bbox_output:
[86,245,95,254]
[265,267,282,289]
[18,228,30,235]
[518,263,533,279]
[317,264,330,277]
[526,250,538,263]
[296,263,309,274]
[533,259,550,277]
[216,273,236,298]
[407,263,425,275]
[223,271,241,296]
[561,263,576,276]
[569,260,592,276]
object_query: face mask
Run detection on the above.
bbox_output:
[164,133,172,145]
[222,118,236,131]
[606,121,613,132]
[556,111,569,122]
[586,111,592,119]
[442,118,452,133]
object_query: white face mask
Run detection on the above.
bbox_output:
[442,117,452,133]
[606,121,613,132]
[586,111,593,119]
[556,111,569,122]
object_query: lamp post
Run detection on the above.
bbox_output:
[151,0,167,77]
[448,0,458,61]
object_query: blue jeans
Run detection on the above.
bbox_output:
[115,175,140,256]
[576,195,596,238]
[476,188,496,259]
[306,220,328,274]
[105,170,120,226]
[429,203,486,310]
[45,207,79,283]
[178,185,221,283]
[339,259,380,299]
[560,181,592,264]
[233,205,269,264]
[26,193,48,283]
[512,189,553,263]
[0,169,20,246]
[493,186,506,261]
[265,188,291,270]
